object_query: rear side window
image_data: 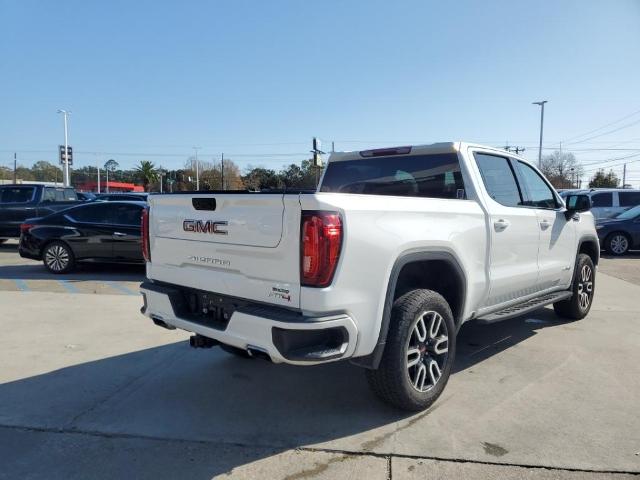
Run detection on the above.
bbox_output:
[320,153,465,199]
[591,192,613,207]
[43,188,57,202]
[0,187,35,203]
[111,204,143,225]
[619,191,640,207]
[474,153,522,207]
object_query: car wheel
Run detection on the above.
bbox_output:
[366,289,456,411]
[553,253,595,320]
[605,232,630,256]
[42,241,76,274]
[220,344,253,359]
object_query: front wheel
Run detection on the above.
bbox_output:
[553,253,595,320]
[366,289,456,411]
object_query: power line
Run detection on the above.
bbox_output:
[565,117,640,146]
[562,107,640,143]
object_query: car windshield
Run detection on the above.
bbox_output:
[614,205,640,220]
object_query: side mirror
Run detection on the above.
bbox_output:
[564,194,591,219]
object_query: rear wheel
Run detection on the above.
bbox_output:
[366,289,456,411]
[43,241,76,274]
[553,253,595,320]
[605,232,630,256]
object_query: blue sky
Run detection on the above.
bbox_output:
[1,0,640,185]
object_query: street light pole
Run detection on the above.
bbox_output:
[532,101,547,168]
[193,147,201,191]
[57,110,71,187]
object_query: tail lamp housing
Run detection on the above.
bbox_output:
[300,211,342,288]
[141,207,150,262]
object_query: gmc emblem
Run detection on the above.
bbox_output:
[183,219,228,235]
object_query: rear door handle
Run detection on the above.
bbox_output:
[112,232,127,237]
[494,219,510,231]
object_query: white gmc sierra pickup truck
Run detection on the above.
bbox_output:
[140,142,599,411]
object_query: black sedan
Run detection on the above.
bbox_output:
[596,205,640,255]
[19,201,146,273]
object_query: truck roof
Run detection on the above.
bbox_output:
[327,141,528,163]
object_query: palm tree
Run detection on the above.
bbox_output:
[135,160,158,192]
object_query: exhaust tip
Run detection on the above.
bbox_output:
[246,345,272,362]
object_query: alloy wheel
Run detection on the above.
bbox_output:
[45,245,70,272]
[610,234,629,255]
[577,264,593,310]
[406,310,449,392]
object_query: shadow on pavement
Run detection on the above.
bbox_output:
[0,262,145,282]
[0,307,567,478]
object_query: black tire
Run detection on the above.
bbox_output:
[220,344,253,359]
[605,232,630,256]
[553,253,595,320]
[366,289,456,411]
[42,241,76,274]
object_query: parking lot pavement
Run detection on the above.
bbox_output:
[599,251,640,286]
[0,239,143,296]
[0,249,639,479]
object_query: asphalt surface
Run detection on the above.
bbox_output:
[0,239,639,479]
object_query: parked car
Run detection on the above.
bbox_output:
[140,141,598,411]
[0,184,80,241]
[560,188,640,219]
[596,204,640,255]
[76,192,97,201]
[19,201,146,273]
[96,192,149,202]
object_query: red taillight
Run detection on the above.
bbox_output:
[20,223,34,234]
[301,211,342,287]
[141,207,150,262]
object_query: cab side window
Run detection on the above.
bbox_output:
[517,161,559,209]
[42,188,56,202]
[474,153,523,207]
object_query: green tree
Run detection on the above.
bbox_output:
[135,160,158,192]
[588,169,619,188]
[31,161,62,183]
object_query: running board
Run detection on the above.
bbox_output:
[476,291,572,323]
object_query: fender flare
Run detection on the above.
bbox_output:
[577,234,600,265]
[351,249,467,370]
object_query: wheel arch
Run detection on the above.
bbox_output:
[578,234,600,265]
[351,249,467,370]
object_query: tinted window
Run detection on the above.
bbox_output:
[43,188,57,202]
[517,161,558,209]
[111,204,143,225]
[0,187,35,203]
[320,153,465,199]
[474,154,522,207]
[63,189,77,201]
[591,192,613,207]
[66,204,112,224]
[619,191,640,207]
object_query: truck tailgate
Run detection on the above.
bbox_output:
[147,193,302,308]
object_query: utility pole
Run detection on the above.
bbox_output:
[13,153,17,183]
[97,160,101,193]
[623,163,627,187]
[193,147,201,190]
[532,100,547,168]
[221,153,224,190]
[332,141,335,153]
[57,110,71,187]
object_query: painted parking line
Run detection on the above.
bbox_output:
[104,281,139,296]
[58,280,81,294]
[13,279,30,292]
